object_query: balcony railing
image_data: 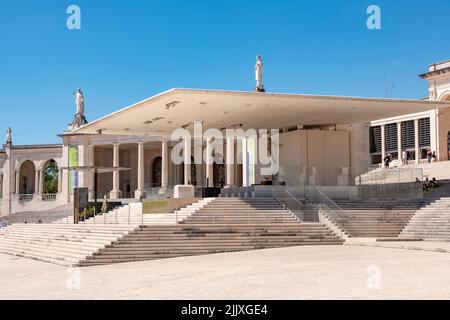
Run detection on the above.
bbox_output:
[18,194,34,202]
[42,194,57,201]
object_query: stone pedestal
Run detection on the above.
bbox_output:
[110,190,122,200]
[134,189,146,200]
[69,113,88,130]
[174,185,194,199]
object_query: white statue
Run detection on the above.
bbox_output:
[74,89,85,115]
[6,127,11,144]
[255,55,264,92]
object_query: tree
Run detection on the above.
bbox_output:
[44,160,59,194]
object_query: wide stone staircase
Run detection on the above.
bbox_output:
[3,205,72,224]
[400,197,450,241]
[0,224,135,266]
[329,200,422,238]
[80,198,343,266]
[55,198,214,225]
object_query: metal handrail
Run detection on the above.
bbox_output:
[307,186,348,223]
[271,185,309,222]
[283,187,305,208]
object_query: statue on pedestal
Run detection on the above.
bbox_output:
[70,89,88,128]
[255,55,265,92]
[6,127,11,145]
[75,89,85,115]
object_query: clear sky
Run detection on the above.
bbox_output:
[1,0,449,145]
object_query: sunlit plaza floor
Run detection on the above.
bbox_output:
[1,244,450,300]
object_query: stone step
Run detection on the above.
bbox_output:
[0,242,94,260]
[0,237,110,251]
[111,236,340,244]
[0,248,78,266]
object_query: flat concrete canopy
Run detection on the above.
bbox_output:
[72,88,450,137]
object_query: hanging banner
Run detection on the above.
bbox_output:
[68,146,78,193]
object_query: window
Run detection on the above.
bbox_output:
[369,126,381,154]
[401,120,415,150]
[419,118,430,148]
[385,123,398,159]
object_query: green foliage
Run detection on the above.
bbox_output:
[79,207,96,221]
[44,160,59,194]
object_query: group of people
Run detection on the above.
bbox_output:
[416,177,439,192]
[383,149,437,169]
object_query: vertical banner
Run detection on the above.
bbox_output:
[247,138,255,186]
[69,146,78,193]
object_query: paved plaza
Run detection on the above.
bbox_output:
[1,244,450,300]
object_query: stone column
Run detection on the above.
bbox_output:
[77,142,88,188]
[61,144,70,203]
[414,119,420,164]
[205,137,213,187]
[429,112,438,160]
[397,122,402,161]
[110,144,122,199]
[161,140,169,188]
[242,138,248,187]
[57,168,62,193]
[88,145,95,199]
[39,167,44,195]
[15,171,20,194]
[226,137,235,186]
[184,139,191,185]
[381,124,386,163]
[135,142,145,199]
[0,174,3,199]
[34,170,40,194]
[1,144,12,216]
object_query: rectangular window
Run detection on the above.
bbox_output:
[385,123,398,159]
[401,120,415,150]
[419,118,431,148]
[369,126,381,154]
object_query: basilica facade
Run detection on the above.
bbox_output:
[1,59,450,217]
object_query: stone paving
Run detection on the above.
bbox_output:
[1,244,450,299]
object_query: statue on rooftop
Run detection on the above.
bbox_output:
[6,127,11,145]
[255,55,265,92]
[70,89,88,128]
[74,89,85,115]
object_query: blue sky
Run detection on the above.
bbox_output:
[1,0,449,145]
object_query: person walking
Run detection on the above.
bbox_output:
[384,154,392,170]
[402,149,408,166]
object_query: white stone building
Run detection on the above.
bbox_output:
[1,60,450,217]
[370,59,450,165]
